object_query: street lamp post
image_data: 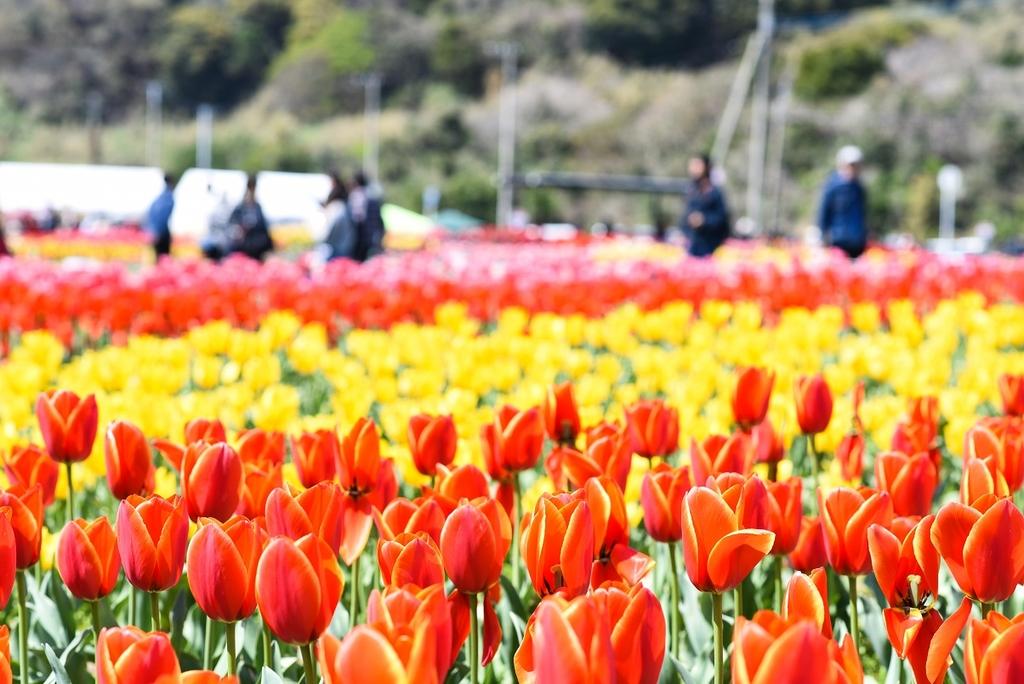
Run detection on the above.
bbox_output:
[487,42,519,227]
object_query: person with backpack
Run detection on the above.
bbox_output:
[682,154,730,258]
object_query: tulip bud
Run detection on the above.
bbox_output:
[57,517,120,601]
[35,390,98,464]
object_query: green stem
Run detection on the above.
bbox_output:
[512,473,522,587]
[300,641,317,683]
[204,614,214,670]
[712,592,724,684]
[807,433,820,477]
[668,543,682,658]
[225,621,237,676]
[150,592,161,632]
[349,555,361,626]
[981,601,995,617]
[774,556,784,612]
[262,621,273,670]
[849,575,860,653]
[734,585,744,620]
[65,461,75,523]
[468,593,480,684]
[128,588,136,628]
[16,571,28,684]
[898,657,906,684]
[767,460,778,482]
[90,600,102,639]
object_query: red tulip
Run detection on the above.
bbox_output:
[520,494,594,597]
[579,477,653,587]
[181,442,243,521]
[35,389,98,463]
[235,428,285,468]
[57,517,120,601]
[187,515,266,622]
[931,498,1024,604]
[0,485,43,568]
[818,486,893,576]
[255,534,344,644]
[185,418,226,445]
[373,496,445,543]
[543,382,581,445]
[377,532,444,590]
[2,444,59,506]
[789,516,828,573]
[488,405,545,472]
[0,510,15,608]
[363,584,454,681]
[939,612,1024,684]
[235,462,283,518]
[794,375,833,435]
[0,626,9,684]
[680,486,774,593]
[891,396,941,470]
[624,399,679,458]
[640,463,692,542]
[589,585,666,684]
[967,420,1024,493]
[104,421,155,500]
[1000,373,1024,416]
[732,615,859,684]
[440,498,511,594]
[290,429,340,487]
[690,432,754,485]
[732,366,774,429]
[265,482,344,555]
[752,418,784,465]
[431,464,491,512]
[115,495,188,592]
[181,673,239,684]
[408,414,457,477]
[874,451,938,517]
[961,456,1009,510]
[835,431,865,482]
[765,477,803,555]
[782,569,832,637]
[96,627,180,684]
[319,625,438,684]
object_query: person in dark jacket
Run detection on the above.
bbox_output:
[146,173,176,260]
[682,155,730,258]
[228,174,274,261]
[349,172,385,261]
[819,145,868,258]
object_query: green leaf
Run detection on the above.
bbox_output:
[499,575,529,621]
[43,644,71,684]
[27,573,69,648]
[262,666,286,684]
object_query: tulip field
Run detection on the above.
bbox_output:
[4,242,1024,683]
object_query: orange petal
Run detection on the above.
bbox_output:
[707,529,775,593]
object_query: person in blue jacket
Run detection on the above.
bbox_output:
[146,173,176,260]
[682,154,730,258]
[819,146,868,258]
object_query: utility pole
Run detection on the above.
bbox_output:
[145,81,163,168]
[745,0,775,235]
[86,92,104,164]
[361,73,381,181]
[196,104,214,169]
[487,42,519,227]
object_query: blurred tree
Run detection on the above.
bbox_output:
[443,171,496,222]
[431,19,486,96]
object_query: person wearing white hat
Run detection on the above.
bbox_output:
[818,145,868,258]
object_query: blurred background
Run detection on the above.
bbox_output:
[0,0,1020,247]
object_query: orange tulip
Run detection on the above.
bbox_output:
[782,569,832,637]
[235,428,285,468]
[967,420,1024,493]
[624,398,679,458]
[543,382,581,445]
[732,615,860,684]
[488,405,545,472]
[961,456,1009,510]
[794,375,833,435]
[520,494,594,597]
[789,516,828,573]
[1000,373,1024,416]
[290,429,340,487]
[255,533,344,644]
[0,626,9,684]
[35,389,98,463]
[431,464,491,513]
[765,477,803,555]
[104,421,155,500]
[181,442,243,522]
[364,584,454,681]
[690,433,755,485]
[480,424,515,515]
[752,418,784,466]
[579,477,653,587]
[338,418,390,564]
[181,673,239,684]
[2,444,59,506]
[874,451,938,517]
[115,494,188,592]
[265,482,344,555]
[377,532,444,590]
[640,463,692,542]
[319,625,439,684]
[187,515,266,622]
[835,431,865,482]
[373,496,445,543]
[408,414,457,477]
[0,485,43,568]
[931,498,1024,604]
[56,516,120,601]
[818,486,893,576]
[96,627,180,684]
[680,486,775,593]
[235,461,283,518]
[590,585,666,684]
[711,473,770,532]
[440,498,511,594]
[151,418,227,472]
[549,427,633,492]
[891,396,941,470]
[0,511,14,608]
[732,366,775,429]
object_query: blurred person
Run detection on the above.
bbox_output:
[145,173,176,260]
[228,174,274,261]
[200,184,234,262]
[682,154,730,257]
[818,145,868,258]
[322,173,358,261]
[350,172,385,261]
[0,211,9,257]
